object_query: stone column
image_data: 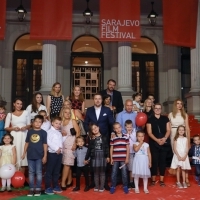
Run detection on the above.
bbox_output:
[40,40,56,103]
[111,42,118,89]
[118,42,133,101]
[186,0,200,117]
[163,45,180,112]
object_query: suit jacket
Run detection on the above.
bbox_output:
[84,106,114,137]
[100,89,124,113]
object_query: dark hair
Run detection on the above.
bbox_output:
[0,105,6,110]
[136,130,145,136]
[174,125,186,141]
[12,98,24,111]
[89,122,99,136]
[93,93,102,99]
[132,93,142,99]
[1,133,14,145]
[125,120,133,126]
[154,103,162,109]
[107,79,116,85]
[76,136,84,143]
[33,115,44,123]
[38,110,47,115]
[102,94,111,105]
[31,92,44,113]
[113,122,121,128]
[147,94,155,98]
[193,135,200,141]
[51,116,62,122]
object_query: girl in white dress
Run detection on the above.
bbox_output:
[170,125,191,189]
[132,130,151,194]
[4,99,31,173]
[0,133,17,192]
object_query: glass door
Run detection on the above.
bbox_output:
[132,54,158,101]
[12,51,42,108]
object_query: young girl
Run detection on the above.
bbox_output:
[132,93,143,112]
[66,86,85,121]
[132,130,151,194]
[85,123,109,192]
[0,105,6,141]
[170,125,191,188]
[0,133,17,192]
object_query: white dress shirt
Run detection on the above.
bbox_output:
[95,106,101,120]
[47,126,63,153]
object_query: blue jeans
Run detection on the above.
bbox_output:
[28,159,42,191]
[111,161,128,187]
[45,152,62,189]
[195,164,200,176]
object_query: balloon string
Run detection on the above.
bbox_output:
[15,159,22,171]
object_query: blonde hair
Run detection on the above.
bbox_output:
[50,82,62,96]
[70,85,84,102]
[174,125,186,141]
[60,107,71,122]
[172,99,186,119]
[143,98,153,112]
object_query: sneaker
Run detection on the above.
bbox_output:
[45,187,54,195]
[0,187,6,192]
[53,186,62,193]
[94,188,99,192]
[34,190,41,196]
[72,187,80,191]
[27,190,34,196]
[104,184,110,191]
[7,186,12,192]
[195,176,199,182]
[182,182,187,188]
[123,186,129,194]
[110,186,115,194]
[176,182,183,188]
[99,188,105,192]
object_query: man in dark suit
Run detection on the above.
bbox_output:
[84,93,114,190]
[100,79,124,114]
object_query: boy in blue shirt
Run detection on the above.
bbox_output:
[22,115,47,197]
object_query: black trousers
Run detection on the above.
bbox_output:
[150,144,169,177]
[76,165,89,187]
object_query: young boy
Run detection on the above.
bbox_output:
[110,122,129,194]
[73,136,90,192]
[45,116,63,195]
[21,115,47,197]
[124,120,136,190]
[189,135,200,185]
[38,110,51,132]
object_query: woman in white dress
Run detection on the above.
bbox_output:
[168,99,190,186]
[4,98,31,173]
[26,92,47,122]
[170,125,191,188]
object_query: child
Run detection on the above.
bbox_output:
[38,110,51,131]
[85,123,109,192]
[188,135,200,185]
[0,133,16,192]
[0,105,6,141]
[45,116,63,195]
[73,136,90,192]
[170,125,191,188]
[110,122,129,194]
[132,130,151,194]
[21,115,47,197]
[124,120,136,189]
[132,93,143,112]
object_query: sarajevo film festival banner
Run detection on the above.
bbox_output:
[0,0,6,40]
[30,0,72,40]
[100,0,140,41]
[163,0,198,48]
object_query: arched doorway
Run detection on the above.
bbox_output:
[12,34,42,107]
[71,35,103,107]
[132,37,158,101]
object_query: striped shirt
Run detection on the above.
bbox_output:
[110,134,129,161]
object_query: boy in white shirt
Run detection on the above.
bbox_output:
[45,116,63,195]
[38,110,51,132]
[124,120,137,190]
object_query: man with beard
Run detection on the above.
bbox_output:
[100,79,124,114]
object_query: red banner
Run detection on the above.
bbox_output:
[0,0,6,40]
[30,0,72,40]
[100,0,140,41]
[163,0,198,48]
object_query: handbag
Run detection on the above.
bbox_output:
[70,128,76,136]
[73,109,86,136]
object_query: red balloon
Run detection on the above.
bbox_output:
[135,112,147,126]
[11,171,25,188]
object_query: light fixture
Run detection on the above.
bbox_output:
[83,0,93,24]
[147,2,158,26]
[85,61,88,64]
[15,0,27,22]
[85,43,89,46]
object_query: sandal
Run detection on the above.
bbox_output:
[135,189,140,194]
[159,181,166,187]
[144,189,149,194]
[151,181,156,186]
[186,181,190,187]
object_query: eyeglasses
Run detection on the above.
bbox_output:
[154,108,161,110]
